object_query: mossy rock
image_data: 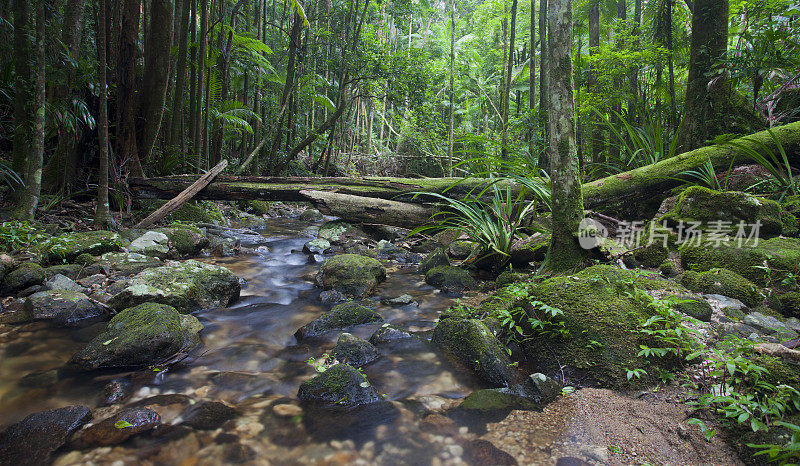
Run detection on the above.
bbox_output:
[519,265,689,389]
[330,333,381,367]
[299,209,324,222]
[670,295,713,322]
[171,202,227,225]
[41,231,123,264]
[318,221,352,241]
[70,302,203,370]
[509,232,550,267]
[680,268,764,308]
[425,266,478,293]
[457,388,541,413]
[779,292,800,318]
[495,271,533,288]
[722,306,746,321]
[317,254,386,298]
[431,318,522,388]
[244,200,271,216]
[448,241,476,260]
[2,262,45,293]
[419,248,450,275]
[657,186,787,237]
[680,237,800,286]
[23,290,104,327]
[634,242,669,269]
[294,302,383,341]
[297,364,381,407]
[99,252,163,276]
[159,225,209,257]
[107,260,240,313]
[44,264,83,280]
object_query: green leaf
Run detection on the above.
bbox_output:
[115,420,133,429]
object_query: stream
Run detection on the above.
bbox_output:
[0,217,497,464]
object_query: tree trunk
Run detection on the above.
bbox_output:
[95,0,112,227]
[14,0,45,219]
[528,0,535,162]
[588,0,601,163]
[538,0,548,169]
[674,0,730,153]
[11,0,31,175]
[546,0,587,270]
[447,0,455,176]
[501,0,517,160]
[300,190,435,228]
[169,0,191,148]
[116,0,143,177]
[137,0,175,166]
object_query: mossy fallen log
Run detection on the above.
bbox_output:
[130,122,800,222]
[299,190,435,229]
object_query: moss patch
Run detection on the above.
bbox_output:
[680,237,800,286]
[680,268,764,308]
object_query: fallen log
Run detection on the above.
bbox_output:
[300,190,435,229]
[135,160,229,228]
[129,122,800,220]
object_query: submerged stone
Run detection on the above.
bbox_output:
[331,333,381,367]
[297,364,381,407]
[73,408,160,447]
[23,290,104,327]
[294,302,383,341]
[0,405,91,466]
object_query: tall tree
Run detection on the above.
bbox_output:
[169,0,192,149]
[545,0,586,270]
[95,0,112,227]
[11,0,31,175]
[674,0,730,152]
[501,0,518,160]
[447,0,455,176]
[528,0,535,161]
[115,0,143,177]
[588,0,601,163]
[14,0,45,219]
[538,0,548,169]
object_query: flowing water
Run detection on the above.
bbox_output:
[0,217,493,464]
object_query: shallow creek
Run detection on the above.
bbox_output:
[0,217,501,464]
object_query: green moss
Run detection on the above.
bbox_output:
[318,221,352,241]
[510,232,550,266]
[779,292,800,318]
[41,230,123,264]
[172,202,227,225]
[722,306,746,321]
[297,363,381,407]
[2,262,45,291]
[754,354,800,387]
[419,248,450,275]
[294,302,383,340]
[318,254,386,297]
[680,237,800,286]
[425,266,478,293]
[671,295,713,322]
[244,200,271,216]
[680,268,764,307]
[634,242,669,268]
[159,225,209,257]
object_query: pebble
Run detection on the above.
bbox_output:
[447,444,464,457]
[273,404,303,417]
[194,385,211,397]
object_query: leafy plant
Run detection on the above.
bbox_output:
[749,421,800,464]
[727,129,798,201]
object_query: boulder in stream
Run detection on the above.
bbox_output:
[129,231,170,258]
[425,266,478,293]
[159,225,210,257]
[419,248,449,275]
[298,364,382,407]
[22,290,105,327]
[70,302,203,370]
[294,301,383,340]
[72,407,160,448]
[107,259,240,313]
[0,405,91,466]
[2,262,45,293]
[316,254,386,298]
[331,333,381,367]
[41,230,124,264]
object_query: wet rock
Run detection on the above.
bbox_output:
[208,234,239,256]
[670,295,713,322]
[159,225,210,257]
[182,401,238,429]
[419,414,459,436]
[317,254,386,298]
[128,231,170,258]
[294,301,383,341]
[680,268,763,308]
[448,240,476,260]
[509,232,550,266]
[331,333,381,367]
[376,240,421,264]
[464,439,518,466]
[223,442,257,463]
[107,260,240,313]
[102,378,133,405]
[18,369,60,388]
[0,405,91,466]
[303,238,331,255]
[73,408,160,447]
[299,209,324,222]
[99,252,163,275]
[70,302,203,370]
[432,319,521,388]
[381,294,416,306]
[555,457,591,466]
[419,248,449,275]
[42,230,124,264]
[318,220,352,241]
[529,372,562,403]
[298,364,381,407]
[457,389,541,413]
[44,264,83,280]
[743,312,798,339]
[2,262,45,293]
[425,266,478,293]
[319,289,348,304]
[368,324,414,344]
[719,322,761,340]
[78,274,107,288]
[44,273,83,292]
[23,290,105,327]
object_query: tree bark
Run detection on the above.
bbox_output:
[95,0,112,227]
[116,0,143,177]
[169,0,191,148]
[14,0,45,219]
[501,0,517,160]
[545,0,586,270]
[447,0,455,176]
[588,0,601,163]
[11,0,31,175]
[137,0,175,166]
[538,0,548,169]
[300,190,435,229]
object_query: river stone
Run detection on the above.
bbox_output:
[425,266,478,293]
[298,364,382,407]
[102,378,133,405]
[432,319,521,388]
[42,230,124,264]
[70,302,203,370]
[23,290,104,327]
[294,301,383,340]
[303,238,331,255]
[73,408,160,447]
[107,260,240,313]
[99,252,163,275]
[129,231,170,258]
[331,333,381,367]
[299,209,324,222]
[670,295,713,322]
[182,401,238,429]
[0,405,91,466]
[44,273,83,292]
[381,294,416,306]
[509,232,550,266]
[743,312,798,339]
[2,262,45,293]
[369,325,414,344]
[419,248,450,275]
[318,221,351,241]
[317,254,386,298]
[448,240,476,260]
